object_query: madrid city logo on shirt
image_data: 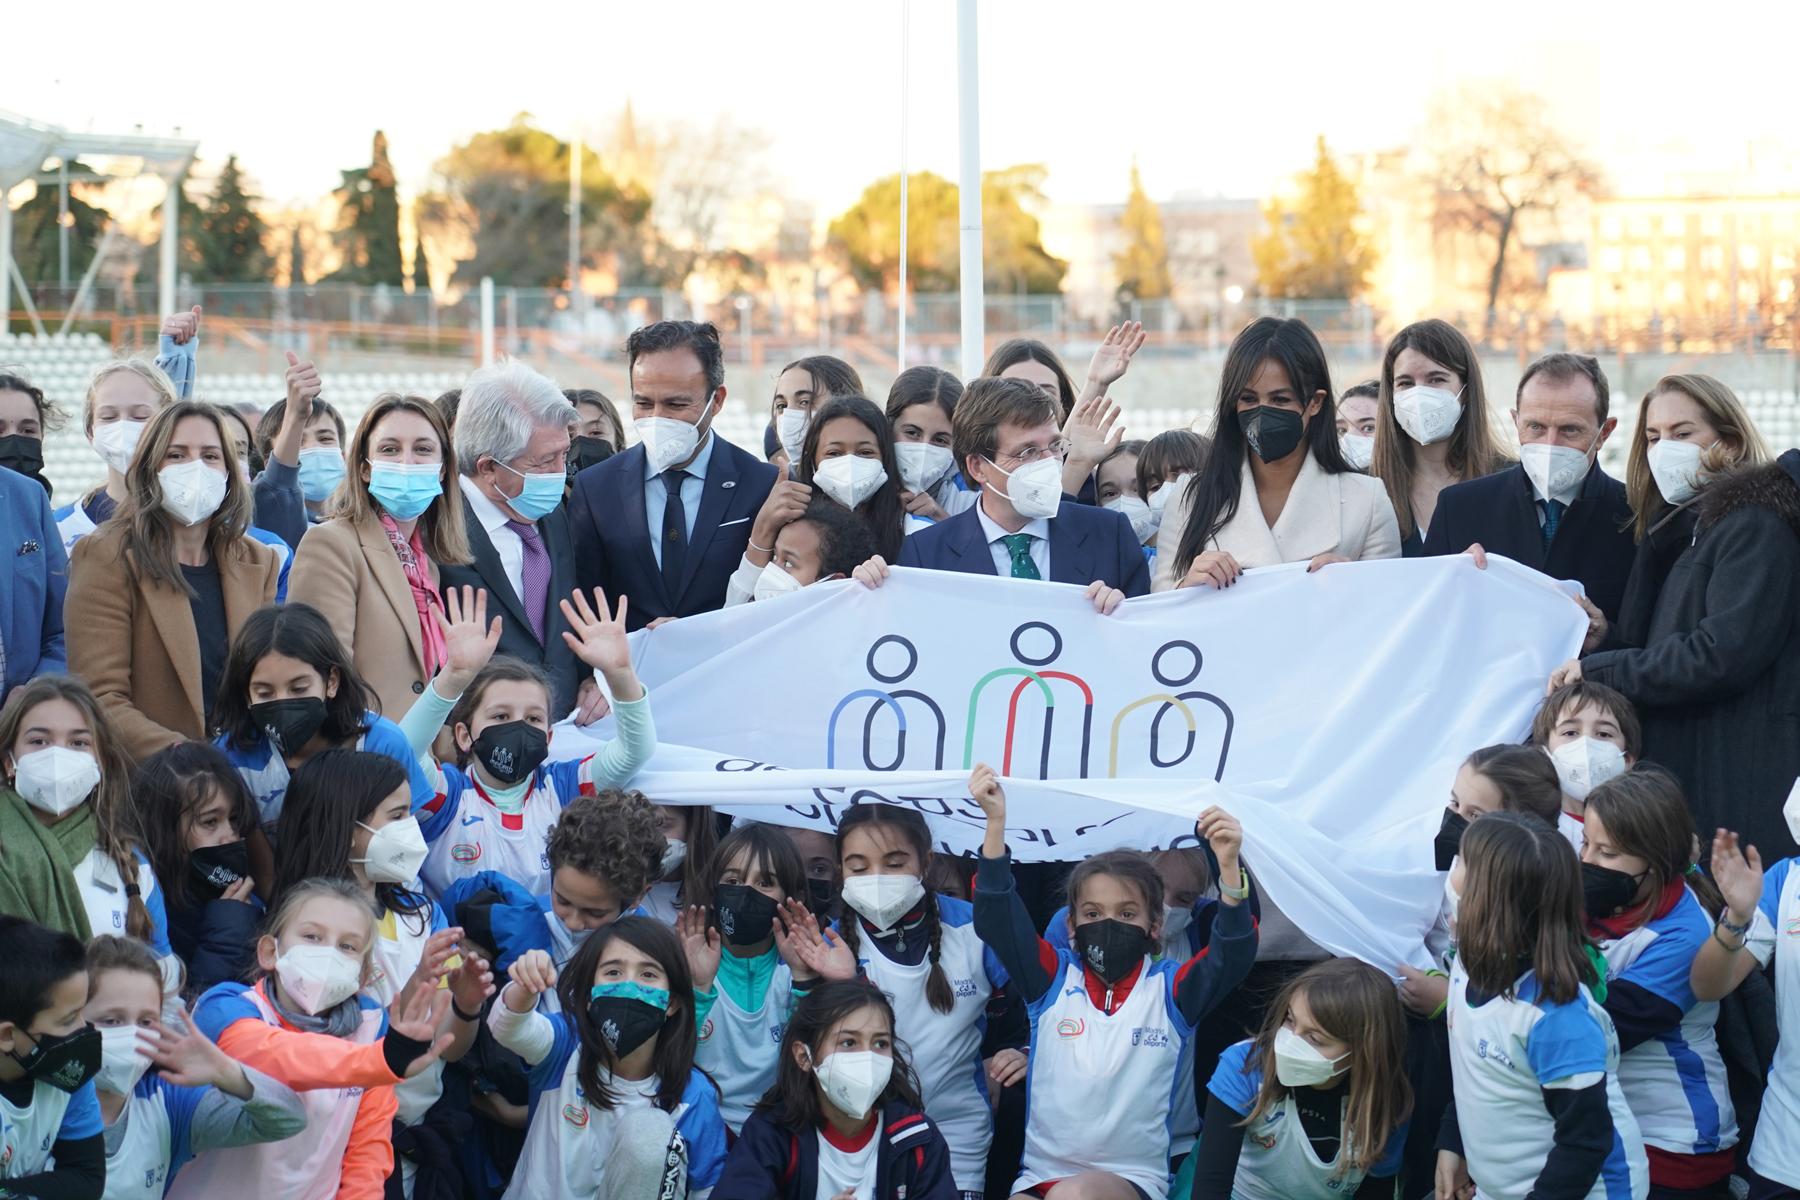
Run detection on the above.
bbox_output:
[1056,1018,1085,1039]
[823,628,1236,782]
[1474,1037,1517,1070]
[1130,1026,1170,1048]
[953,976,977,998]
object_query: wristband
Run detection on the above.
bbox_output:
[1712,924,1748,953]
[1719,913,1753,937]
[451,997,484,1023]
[748,539,773,555]
[1219,868,1250,901]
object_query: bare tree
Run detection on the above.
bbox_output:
[638,116,774,286]
[1422,85,1602,336]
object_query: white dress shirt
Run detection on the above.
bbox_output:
[463,482,527,602]
[976,498,1051,580]
[642,432,716,568]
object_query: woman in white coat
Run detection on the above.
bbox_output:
[1153,317,1400,592]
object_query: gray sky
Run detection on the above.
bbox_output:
[11,0,1798,213]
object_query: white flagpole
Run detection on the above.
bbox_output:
[956,0,983,379]
[897,0,910,370]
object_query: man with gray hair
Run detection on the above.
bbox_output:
[444,359,606,722]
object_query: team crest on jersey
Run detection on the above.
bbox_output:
[770,1022,785,1045]
[1056,1018,1085,1038]
[1474,1037,1516,1070]
[563,1103,590,1127]
[952,977,977,998]
[1250,1132,1278,1150]
[1785,916,1800,936]
[699,1018,714,1042]
[1130,1026,1170,1048]
[451,843,482,864]
[1,1143,12,1169]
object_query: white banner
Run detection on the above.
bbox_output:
[556,558,1584,969]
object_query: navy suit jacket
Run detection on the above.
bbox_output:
[1422,461,1636,621]
[0,467,67,699]
[897,497,1151,596]
[569,438,778,631]
[439,498,583,717]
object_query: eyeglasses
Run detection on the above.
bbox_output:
[995,437,1071,467]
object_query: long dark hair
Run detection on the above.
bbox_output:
[133,741,258,910]
[1585,766,1724,922]
[1457,812,1594,1005]
[213,603,376,746]
[271,748,428,932]
[798,395,905,560]
[1463,744,1563,828]
[981,338,1077,420]
[834,806,953,1013]
[555,916,699,1113]
[1171,318,1347,578]
[884,366,963,426]
[759,979,924,1130]
[693,822,807,913]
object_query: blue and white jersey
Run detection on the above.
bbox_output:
[693,956,793,1133]
[1593,884,1736,1156]
[500,1008,726,1200]
[0,1077,101,1183]
[417,757,591,899]
[1014,951,1189,1200]
[1446,959,1648,1200]
[1744,856,1799,1188]
[75,846,172,957]
[843,894,1005,1193]
[364,895,452,1127]
[1207,1039,1405,1200]
[216,710,434,835]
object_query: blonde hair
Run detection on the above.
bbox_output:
[259,877,379,983]
[82,358,177,437]
[331,392,471,565]
[0,676,154,942]
[1624,374,1772,541]
[108,400,257,595]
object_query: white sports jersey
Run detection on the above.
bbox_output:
[694,959,793,1132]
[851,896,1001,1192]
[171,984,383,1200]
[1593,885,1736,1156]
[364,901,451,1127]
[1445,959,1647,1200]
[815,1119,882,1200]
[1206,1040,1405,1200]
[73,848,168,952]
[1558,811,1586,853]
[642,881,684,926]
[1,1078,99,1183]
[418,759,589,898]
[1744,857,1799,1187]
[103,1084,179,1200]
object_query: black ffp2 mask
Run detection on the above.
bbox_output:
[1074,918,1153,985]
[250,697,329,758]
[714,884,779,946]
[190,840,251,898]
[10,1024,102,1094]
[471,720,550,786]
[1434,809,1470,873]
[1238,405,1305,463]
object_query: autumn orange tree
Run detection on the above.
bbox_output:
[1252,136,1376,300]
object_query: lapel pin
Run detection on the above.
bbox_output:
[18,540,39,555]
[721,480,736,489]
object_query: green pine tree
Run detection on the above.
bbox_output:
[326,131,404,285]
[409,234,429,293]
[1113,162,1172,302]
[185,155,273,282]
[12,159,108,285]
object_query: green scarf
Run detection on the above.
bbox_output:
[0,787,97,940]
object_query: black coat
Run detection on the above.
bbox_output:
[713,1101,958,1200]
[1606,502,1701,652]
[1582,451,1800,860]
[1422,461,1637,622]
[438,500,582,717]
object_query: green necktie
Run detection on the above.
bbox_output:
[1002,532,1040,580]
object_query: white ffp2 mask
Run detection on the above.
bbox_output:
[841,873,926,932]
[1393,385,1463,445]
[1549,737,1628,802]
[274,943,364,1015]
[813,1048,893,1119]
[895,442,955,494]
[10,746,102,818]
[812,455,889,509]
[159,460,229,526]
[988,456,1063,520]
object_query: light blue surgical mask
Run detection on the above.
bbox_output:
[297,446,347,503]
[368,461,443,520]
[495,459,565,521]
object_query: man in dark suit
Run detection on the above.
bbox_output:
[445,360,602,719]
[569,321,777,631]
[1424,352,1634,624]
[857,375,1148,608]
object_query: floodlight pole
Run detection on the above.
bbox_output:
[159,171,182,320]
[956,0,983,379]
[568,133,582,316]
[897,0,910,369]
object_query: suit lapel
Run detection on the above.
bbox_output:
[462,500,533,638]
[542,506,575,636]
[142,576,205,724]
[1047,503,1094,585]
[219,545,272,631]
[676,438,738,600]
[1268,454,1341,561]
[358,515,427,673]
[614,448,667,608]
[1508,467,1547,569]
[1212,462,1283,565]
[943,505,999,576]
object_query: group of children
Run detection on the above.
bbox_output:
[2,574,1795,1200]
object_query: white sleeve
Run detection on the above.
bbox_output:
[488,989,557,1065]
[723,553,762,608]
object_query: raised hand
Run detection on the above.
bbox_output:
[1710,829,1764,924]
[434,586,503,692]
[447,947,497,1018]
[780,900,857,982]
[144,1019,251,1097]
[161,305,203,345]
[1395,963,1449,1018]
[560,588,636,685]
[1086,321,1145,390]
[1546,660,1583,693]
[283,350,322,408]
[398,927,465,1015]
[505,949,559,1012]
[1575,593,1608,654]
[1061,390,1125,477]
[1196,806,1243,896]
[388,986,457,1078]
[749,479,813,560]
[676,905,722,992]
[971,762,1008,859]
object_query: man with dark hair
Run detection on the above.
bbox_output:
[1423,351,1634,622]
[857,377,1148,610]
[568,321,776,629]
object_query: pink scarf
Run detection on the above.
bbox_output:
[379,513,446,676]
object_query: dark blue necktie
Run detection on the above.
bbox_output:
[661,469,688,600]
[1542,498,1565,552]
